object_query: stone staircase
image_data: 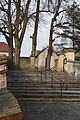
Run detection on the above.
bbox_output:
[7,70,80,102]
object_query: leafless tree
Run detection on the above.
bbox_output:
[46,0,68,70]
[0,0,14,67]
[0,0,34,68]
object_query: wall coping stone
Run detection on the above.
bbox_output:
[68,60,80,63]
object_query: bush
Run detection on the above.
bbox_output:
[75,56,80,61]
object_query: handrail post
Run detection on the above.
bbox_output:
[51,75,53,88]
[66,84,68,90]
[45,72,47,83]
[41,70,42,80]
[60,80,64,98]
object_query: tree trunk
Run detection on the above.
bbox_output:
[46,18,54,70]
[8,0,14,68]
[14,1,20,69]
[31,0,40,56]
[47,54,51,70]
[46,0,62,70]
[8,36,13,68]
[14,39,20,69]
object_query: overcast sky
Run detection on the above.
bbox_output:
[20,21,50,57]
[20,10,51,57]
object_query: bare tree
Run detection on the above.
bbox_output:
[0,0,13,68]
[0,0,32,68]
[46,0,68,70]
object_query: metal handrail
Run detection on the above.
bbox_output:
[40,70,68,98]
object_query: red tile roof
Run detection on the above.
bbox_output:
[0,42,9,52]
[66,49,75,52]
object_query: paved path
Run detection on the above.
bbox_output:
[18,101,80,120]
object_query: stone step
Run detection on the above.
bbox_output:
[7,84,54,88]
[7,71,79,78]
[9,89,80,94]
[7,78,80,83]
[7,80,80,84]
[11,92,80,99]
[8,87,80,92]
[7,86,80,91]
[17,97,80,102]
[7,84,80,89]
[8,87,56,91]
[7,70,80,102]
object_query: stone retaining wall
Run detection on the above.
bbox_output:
[64,61,80,78]
[19,57,30,69]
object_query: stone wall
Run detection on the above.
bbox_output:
[19,57,30,69]
[64,61,80,78]
[64,61,74,76]
[0,55,7,90]
[73,61,80,78]
[0,90,23,120]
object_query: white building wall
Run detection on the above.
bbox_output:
[65,52,74,61]
[36,48,48,70]
[57,54,64,71]
[50,53,58,71]
[64,51,75,73]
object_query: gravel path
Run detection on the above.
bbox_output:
[19,101,80,120]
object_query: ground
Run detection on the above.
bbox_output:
[19,101,80,120]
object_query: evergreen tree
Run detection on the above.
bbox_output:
[60,1,80,51]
